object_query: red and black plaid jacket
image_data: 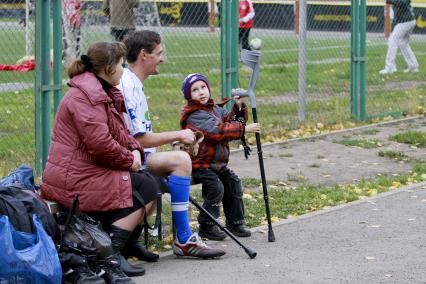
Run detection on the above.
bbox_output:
[180,98,248,171]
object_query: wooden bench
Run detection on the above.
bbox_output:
[45,200,61,214]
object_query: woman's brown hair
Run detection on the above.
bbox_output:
[67,41,126,78]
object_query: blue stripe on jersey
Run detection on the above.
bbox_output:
[128,108,136,120]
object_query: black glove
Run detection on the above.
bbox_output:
[231,104,250,159]
[243,144,251,159]
[241,135,251,159]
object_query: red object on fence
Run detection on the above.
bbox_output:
[0,59,35,72]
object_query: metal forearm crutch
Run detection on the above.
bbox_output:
[231,48,276,242]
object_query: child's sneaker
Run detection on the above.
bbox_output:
[198,224,227,241]
[173,232,226,259]
[226,225,252,237]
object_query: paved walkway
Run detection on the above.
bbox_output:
[133,116,426,283]
[138,184,426,283]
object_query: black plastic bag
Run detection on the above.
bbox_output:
[61,196,113,260]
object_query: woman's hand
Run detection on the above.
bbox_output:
[245,123,260,133]
[130,150,142,172]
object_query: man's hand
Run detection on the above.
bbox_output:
[130,150,142,172]
[178,129,196,144]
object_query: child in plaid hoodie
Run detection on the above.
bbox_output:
[180,73,260,240]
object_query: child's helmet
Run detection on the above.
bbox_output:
[181,73,211,100]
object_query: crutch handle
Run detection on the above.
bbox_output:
[231,88,249,98]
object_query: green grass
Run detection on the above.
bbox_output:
[390,131,426,147]
[0,88,34,176]
[335,138,383,149]
[241,177,263,188]
[378,150,410,162]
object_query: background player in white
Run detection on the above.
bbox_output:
[379,0,419,74]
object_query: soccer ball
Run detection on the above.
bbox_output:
[249,38,262,50]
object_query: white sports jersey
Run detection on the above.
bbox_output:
[119,68,156,158]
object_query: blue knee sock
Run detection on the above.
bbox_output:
[168,175,192,243]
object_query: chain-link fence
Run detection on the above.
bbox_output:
[250,0,426,134]
[0,0,36,176]
[71,0,425,132]
[0,0,425,175]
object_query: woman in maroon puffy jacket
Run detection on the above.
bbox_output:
[40,41,157,279]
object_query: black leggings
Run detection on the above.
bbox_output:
[89,170,160,227]
[192,167,245,226]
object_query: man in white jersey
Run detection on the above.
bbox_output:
[118,30,226,264]
[120,67,156,162]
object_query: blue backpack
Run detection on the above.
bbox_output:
[0,164,38,192]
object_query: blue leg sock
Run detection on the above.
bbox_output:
[168,175,193,243]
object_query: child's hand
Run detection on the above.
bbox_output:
[245,123,260,133]
[233,96,244,107]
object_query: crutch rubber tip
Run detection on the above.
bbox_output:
[245,248,257,259]
[268,229,276,242]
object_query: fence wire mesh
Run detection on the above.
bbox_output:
[0,0,425,175]
[0,0,35,176]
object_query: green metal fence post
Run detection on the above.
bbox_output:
[221,0,239,109]
[35,0,59,175]
[52,0,63,113]
[350,0,359,121]
[359,0,367,121]
[35,0,51,174]
[35,0,42,175]
[230,0,239,92]
[220,0,227,99]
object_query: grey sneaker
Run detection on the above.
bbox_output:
[173,233,226,259]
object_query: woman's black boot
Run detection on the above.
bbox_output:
[122,225,159,262]
[107,225,146,277]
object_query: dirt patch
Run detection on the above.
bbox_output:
[228,116,426,187]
